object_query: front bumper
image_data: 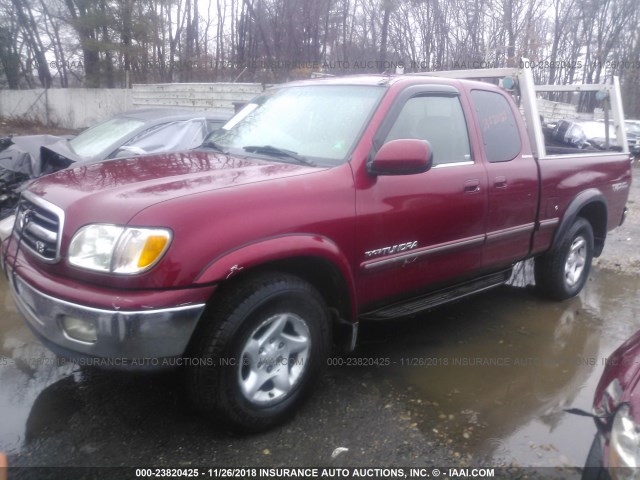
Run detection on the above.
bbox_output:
[7,270,206,368]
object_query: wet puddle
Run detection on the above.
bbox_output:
[355,267,640,467]
[0,275,77,453]
[1,267,639,467]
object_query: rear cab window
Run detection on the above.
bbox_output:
[470,89,522,162]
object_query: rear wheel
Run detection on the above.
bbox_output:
[535,217,594,300]
[186,272,330,432]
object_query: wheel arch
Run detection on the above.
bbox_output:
[552,189,608,257]
[194,235,358,349]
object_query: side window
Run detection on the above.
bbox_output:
[470,90,521,162]
[384,95,471,166]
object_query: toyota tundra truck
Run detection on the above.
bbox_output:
[1,62,632,432]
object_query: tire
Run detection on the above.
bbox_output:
[185,272,330,433]
[535,217,594,300]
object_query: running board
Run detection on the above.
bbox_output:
[360,269,512,321]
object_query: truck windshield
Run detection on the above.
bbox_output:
[203,85,385,166]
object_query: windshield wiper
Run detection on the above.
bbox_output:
[242,145,315,166]
[200,140,228,153]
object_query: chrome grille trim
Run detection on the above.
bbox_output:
[25,222,57,243]
[13,191,65,263]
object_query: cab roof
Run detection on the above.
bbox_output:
[274,73,505,94]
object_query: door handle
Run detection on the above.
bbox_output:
[494,176,508,189]
[464,179,481,194]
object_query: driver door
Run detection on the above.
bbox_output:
[355,88,488,308]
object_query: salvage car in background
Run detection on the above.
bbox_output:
[549,119,621,151]
[547,118,640,159]
[583,329,640,479]
[624,120,640,159]
[0,108,230,221]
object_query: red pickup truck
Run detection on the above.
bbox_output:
[2,63,632,432]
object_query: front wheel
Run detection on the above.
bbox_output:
[186,272,330,433]
[535,217,594,300]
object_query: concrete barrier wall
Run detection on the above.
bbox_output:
[131,83,263,112]
[0,89,132,129]
[537,98,578,121]
[0,83,263,129]
[1,84,604,131]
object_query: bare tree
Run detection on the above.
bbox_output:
[11,0,53,87]
[0,0,22,88]
[64,0,102,87]
[1,0,640,114]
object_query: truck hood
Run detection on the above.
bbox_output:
[27,150,320,225]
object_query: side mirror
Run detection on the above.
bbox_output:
[369,139,433,176]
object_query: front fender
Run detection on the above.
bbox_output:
[194,234,358,319]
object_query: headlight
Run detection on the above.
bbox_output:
[609,404,640,474]
[68,224,171,274]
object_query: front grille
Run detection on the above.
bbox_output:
[13,192,64,263]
